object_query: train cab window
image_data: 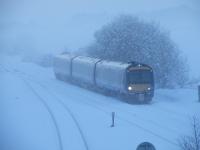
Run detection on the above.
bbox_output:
[127,70,153,84]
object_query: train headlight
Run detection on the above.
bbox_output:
[128,86,132,91]
[147,87,151,90]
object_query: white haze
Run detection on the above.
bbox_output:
[0,0,200,77]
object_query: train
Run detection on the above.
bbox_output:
[53,54,154,103]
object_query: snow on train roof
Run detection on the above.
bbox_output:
[98,60,130,68]
[72,55,131,68]
[75,55,100,63]
[55,54,151,69]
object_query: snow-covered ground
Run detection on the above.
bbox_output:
[1,56,199,150]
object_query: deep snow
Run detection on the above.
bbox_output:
[1,56,200,150]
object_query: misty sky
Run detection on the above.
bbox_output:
[1,0,200,77]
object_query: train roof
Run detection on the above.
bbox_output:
[75,55,101,63]
[127,61,152,69]
[56,54,152,69]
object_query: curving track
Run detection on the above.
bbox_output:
[1,65,89,150]
[1,58,199,150]
[8,66,179,147]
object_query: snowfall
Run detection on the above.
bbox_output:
[1,0,200,150]
[0,55,199,150]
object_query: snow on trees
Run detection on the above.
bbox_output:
[84,15,188,88]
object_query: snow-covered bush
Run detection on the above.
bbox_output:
[186,77,200,88]
[179,117,200,150]
[84,15,188,88]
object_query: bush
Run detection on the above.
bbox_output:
[84,15,188,88]
[179,117,200,150]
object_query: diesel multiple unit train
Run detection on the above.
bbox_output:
[53,54,154,103]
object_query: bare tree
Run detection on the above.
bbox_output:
[179,117,200,150]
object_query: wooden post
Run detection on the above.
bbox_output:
[111,112,115,127]
[198,85,200,102]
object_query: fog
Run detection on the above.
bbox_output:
[0,0,200,77]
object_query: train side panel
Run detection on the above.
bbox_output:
[95,61,129,92]
[53,55,74,78]
[72,56,100,84]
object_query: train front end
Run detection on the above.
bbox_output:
[125,63,154,103]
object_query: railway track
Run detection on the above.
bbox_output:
[11,67,180,147]
[24,77,89,150]
[7,65,189,120]
[1,65,89,150]
[21,77,64,150]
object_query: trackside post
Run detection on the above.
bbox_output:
[198,85,200,102]
[111,112,115,127]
